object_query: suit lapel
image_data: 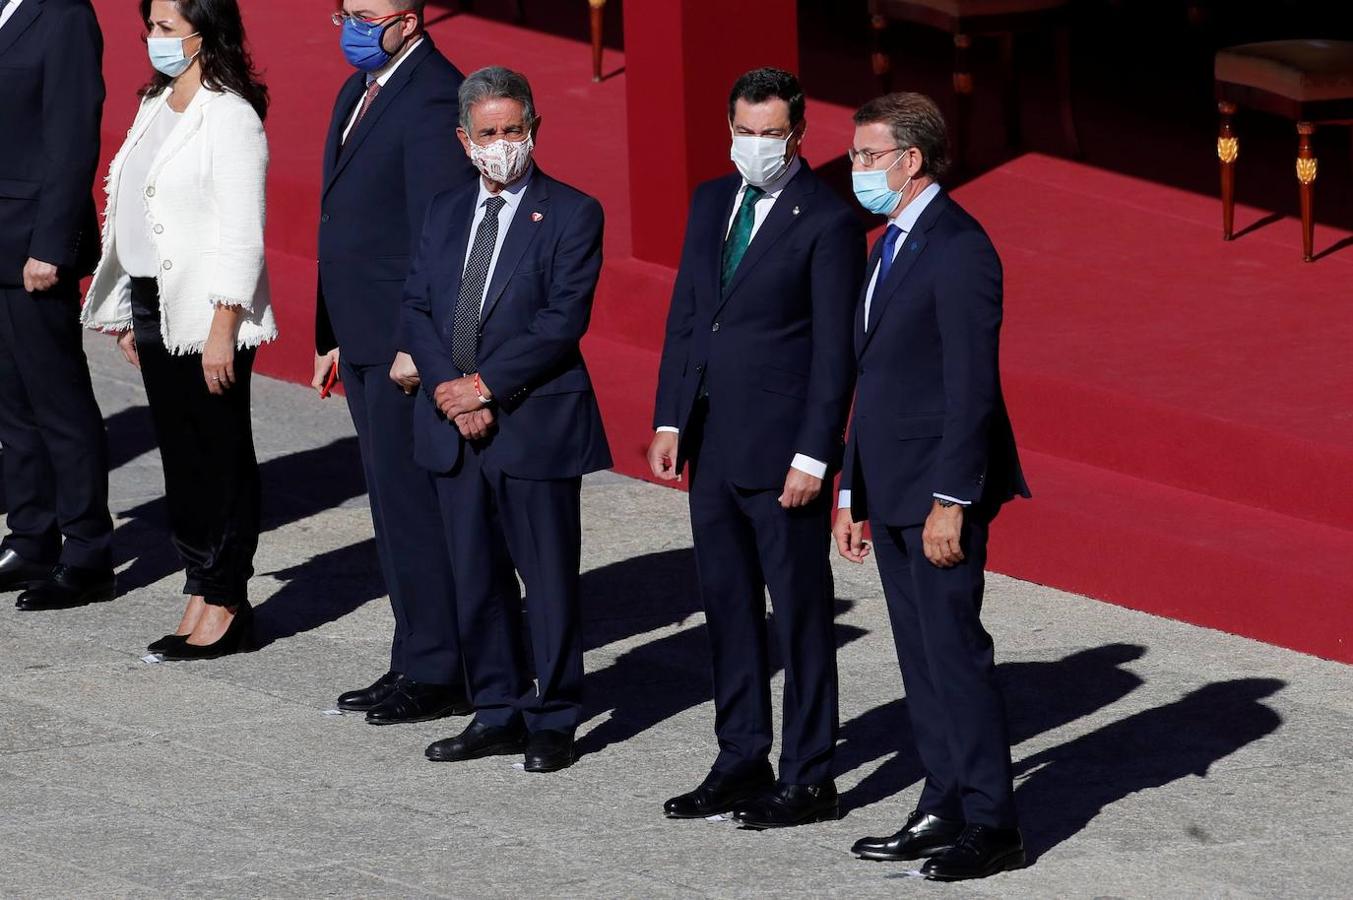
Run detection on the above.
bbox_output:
[325,39,434,193]
[479,172,551,325]
[704,177,740,305]
[859,192,949,355]
[855,238,884,358]
[0,0,42,57]
[145,89,210,182]
[716,166,813,314]
[323,74,365,187]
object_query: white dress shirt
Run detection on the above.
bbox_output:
[463,164,534,314]
[0,0,24,30]
[341,35,424,143]
[658,157,829,480]
[839,181,969,511]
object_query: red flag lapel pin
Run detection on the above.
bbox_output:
[531,211,545,223]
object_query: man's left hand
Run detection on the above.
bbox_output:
[922,500,965,568]
[22,258,59,294]
[454,407,495,441]
[779,468,823,509]
[434,375,485,419]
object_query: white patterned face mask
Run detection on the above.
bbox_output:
[469,136,534,184]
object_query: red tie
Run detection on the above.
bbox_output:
[346,80,382,143]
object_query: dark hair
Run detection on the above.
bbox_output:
[728,67,805,128]
[852,92,951,180]
[138,0,269,121]
[391,0,427,17]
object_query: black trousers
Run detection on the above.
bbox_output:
[686,400,839,786]
[434,443,584,735]
[130,278,259,606]
[0,282,112,570]
[870,515,1018,828]
[340,360,461,686]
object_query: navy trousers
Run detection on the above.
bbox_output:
[870,516,1017,827]
[340,360,461,685]
[687,403,838,786]
[0,284,111,570]
[434,443,584,735]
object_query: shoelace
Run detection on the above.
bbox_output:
[952,825,989,856]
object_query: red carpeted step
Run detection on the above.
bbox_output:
[991,450,1353,663]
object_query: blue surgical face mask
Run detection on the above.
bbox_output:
[147,33,199,78]
[851,151,911,216]
[340,16,404,72]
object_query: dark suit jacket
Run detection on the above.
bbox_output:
[0,0,103,287]
[652,164,866,490]
[399,168,613,480]
[841,190,1030,527]
[316,38,476,364]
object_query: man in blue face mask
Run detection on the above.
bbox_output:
[313,0,478,727]
[649,68,865,829]
[835,92,1031,882]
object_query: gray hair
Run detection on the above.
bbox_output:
[458,66,537,132]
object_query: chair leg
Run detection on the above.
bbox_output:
[953,33,974,172]
[1055,25,1081,159]
[999,32,1021,149]
[1297,121,1317,262]
[1217,100,1237,241]
[870,13,892,94]
[589,0,605,82]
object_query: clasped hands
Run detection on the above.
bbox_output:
[434,375,495,441]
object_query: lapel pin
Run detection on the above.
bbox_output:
[531,211,544,223]
[792,206,801,216]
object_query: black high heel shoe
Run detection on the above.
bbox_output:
[147,633,189,653]
[162,603,254,661]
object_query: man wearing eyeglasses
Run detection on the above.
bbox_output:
[648,68,865,829]
[834,92,1031,881]
[403,67,610,774]
[314,0,477,726]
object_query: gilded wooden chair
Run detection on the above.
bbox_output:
[1215,40,1353,261]
[867,0,1081,171]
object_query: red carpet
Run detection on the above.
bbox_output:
[87,3,1353,662]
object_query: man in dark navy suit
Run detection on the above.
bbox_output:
[648,68,865,829]
[0,0,115,612]
[404,67,611,773]
[314,0,476,724]
[833,93,1031,881]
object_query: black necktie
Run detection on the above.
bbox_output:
[452,195,507,374]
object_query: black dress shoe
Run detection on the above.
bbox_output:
[366,680,472,725]
[0,549,53,593]
[336,671,403,712]
[147,633,189,654]
[524,730,575,773]
[15,564,115,611]
[920,825,1026,881]
[161,604,254,661]
[732,781,839,829]
[664,765,775,819]
[852,810,964,861]
[426,720,527,762]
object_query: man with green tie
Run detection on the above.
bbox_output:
[648,68,866,829]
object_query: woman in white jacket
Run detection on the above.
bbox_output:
[83,0,276,659]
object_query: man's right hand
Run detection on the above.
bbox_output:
[312,348,340,397]
[647,430,680,481]
[833,508,870,564]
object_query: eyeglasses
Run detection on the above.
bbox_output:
[847,146,904,168]
[330,10,409,35]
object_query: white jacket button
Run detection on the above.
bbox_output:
[145,186,156,197]
[153,224,164,234]
[162,260,173,271]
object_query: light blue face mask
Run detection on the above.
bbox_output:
[147,33,200,78]
[851,151,911,216]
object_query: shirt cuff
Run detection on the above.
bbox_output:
[656,426,679,434]
[933,493,972,506]
[838,489,852,510]
[790,453,828,480]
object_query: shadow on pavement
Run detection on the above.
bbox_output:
[252,537,383,650]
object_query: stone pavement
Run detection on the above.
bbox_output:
[1,337,1351,899]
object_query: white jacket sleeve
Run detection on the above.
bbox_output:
[206,102,268,310]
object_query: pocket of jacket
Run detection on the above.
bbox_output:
[895,413,945,440]
[0,179,40,201]
[757,366,809,400]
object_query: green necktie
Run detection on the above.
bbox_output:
[721,185,766,292]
